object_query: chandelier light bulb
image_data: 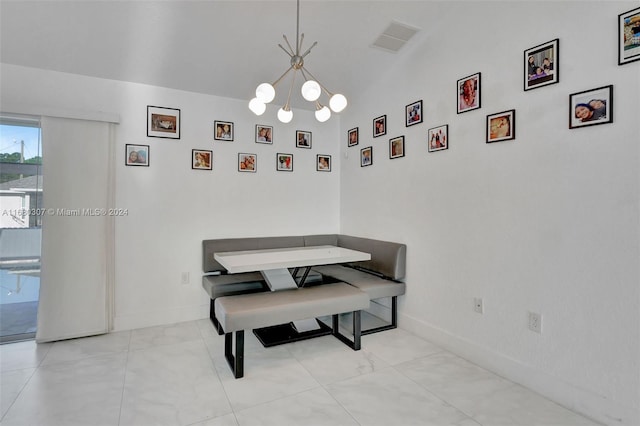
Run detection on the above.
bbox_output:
[315,105,331,122]
[277,107,293,123]
[301,80,321,101]
[248,98,266,115]
[255,83,276,103]
[329,93,347,113]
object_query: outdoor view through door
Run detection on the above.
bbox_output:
[0,117,42,343]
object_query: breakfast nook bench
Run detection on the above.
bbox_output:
[215,282,369,378]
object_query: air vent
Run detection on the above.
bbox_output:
[371,21,420,53]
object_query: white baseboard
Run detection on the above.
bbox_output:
[399,312,639,426]
[112,303,209,332]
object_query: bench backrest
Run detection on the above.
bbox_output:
[202,234,406,281]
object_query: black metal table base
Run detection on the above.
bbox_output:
[253,319,332,347]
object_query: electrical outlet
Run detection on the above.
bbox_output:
[528,311,542,333]
[473,297,484,314]
[181,272,190,285]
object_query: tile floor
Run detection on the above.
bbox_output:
[0,319,601,426]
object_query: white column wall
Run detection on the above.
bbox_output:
[338,2,639,425]
[0,63,341,331]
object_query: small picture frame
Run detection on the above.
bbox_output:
[147,106,180,139]
[238,153,256,172]
[619,7,640,65]
[405,100,423,127]
[348,127,359,147]
[428,125,449,152]
[214,121,234,141]
[256,125,273,144]
[296,130,312,149]
[125,144,149,166]
[360,147,373,167]
[569,85,614,129]
[317,154,331,172]
[486,110,516,143]
[277,153,293,171]
[373,115,387,138]
[457,73,481,113]
[524,39,559,91]
[389,136,405,159]
[192,149,212,170]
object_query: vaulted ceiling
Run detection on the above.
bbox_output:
[0,1,460,110]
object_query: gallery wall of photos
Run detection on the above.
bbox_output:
[127,6,638,176]
[346,6,638,168]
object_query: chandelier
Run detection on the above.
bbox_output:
[248,0,347,123]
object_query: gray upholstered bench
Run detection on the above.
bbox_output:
[215,282,369,378]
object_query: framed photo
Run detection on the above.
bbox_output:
[405,100,423,127]
[457,73,481,113]
[214,121,234,141]
[238,153,256,172]
[125,144,149,166]
[524,39,559,91]
[373,115,386,138]
[277,153,293,171]
[147,106,180,139]
[192,149,212,170]
[348,127,359,147]
[317,154,331,172]
[389,136,405,159]
[360,146,373,167]
[486,110,516,143]
[428,125,449,152]
[569,85,613,129]
[619,7,640,65]
[256,125,273,144]
[296,130,312,149]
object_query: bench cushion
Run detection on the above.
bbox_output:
[312,265,406,299]
[214,283,369,333]
[337,235,406,280]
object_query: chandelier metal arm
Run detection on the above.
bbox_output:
[299,41,317,59]
[278,43,294,58]
[281,35,296,57]
[271,66,295,88]
[283,69,297,110]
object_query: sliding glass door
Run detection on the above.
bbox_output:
[0,116,42,343]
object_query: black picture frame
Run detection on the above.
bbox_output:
[276,153,293,171]
[457,73,481,113]
[317,154,331,172]
[405,101,423,127]
[389,136,405,159]
[192,149,212,170]
[147,106,180,139]
[360,146,373,167]
[348,127,359,147]
[238,153,256,172]
[125,144,149,166]
[486,110,516,143]
[619,7,640,65]
[256,125,273,144]
[524,39,559,91]
[373,115,386,138]
[296,130,312,149]
[569,85,614,129]
[214,121,234,141]
[427,125,448,152]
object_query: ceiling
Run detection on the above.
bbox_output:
[0,0,455,110]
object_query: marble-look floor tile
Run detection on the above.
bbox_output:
[0,340,52,372]
[41,330,131,366]
[120,340,231,426]
[361,328,443,365]
[0,368,35,419]
[214,344,320,412]
[234,387,359,426]
[326,367,475,426]
[190,413,239,426]
[129,320,203,351]
[0,352,127,426]
[297,345,390,385]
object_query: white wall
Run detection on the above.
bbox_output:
[338,2,639,425]
[0,63,342,331]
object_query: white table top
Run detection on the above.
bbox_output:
[214,245,371,274]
